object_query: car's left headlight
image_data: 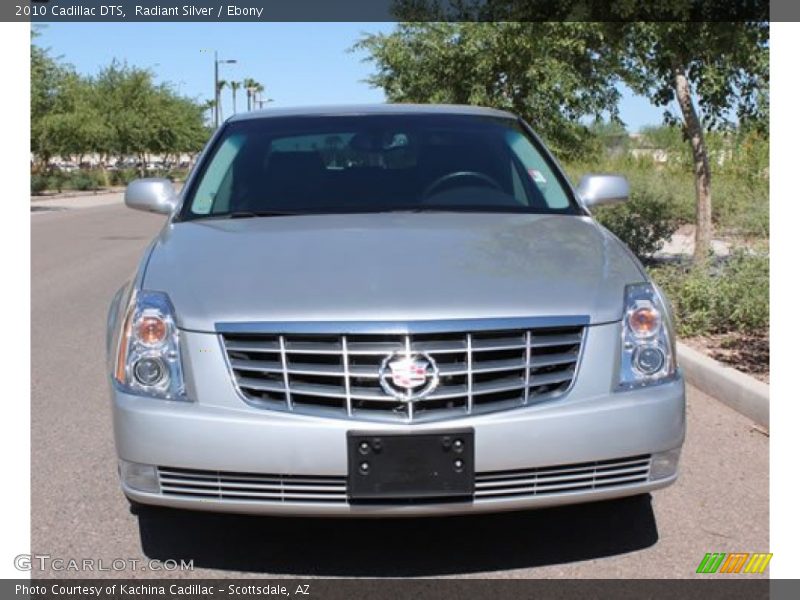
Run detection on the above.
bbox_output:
[113,290,187,400]
[618,282,677,389]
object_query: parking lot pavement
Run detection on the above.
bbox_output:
[31,203,769,579]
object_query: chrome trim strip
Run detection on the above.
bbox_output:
[342,335,352,417]
[523,330,531,405]
[215,315,591,335]
[466,333,473,414]
[278,335,292,410]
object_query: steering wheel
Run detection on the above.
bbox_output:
[422,171,503,199]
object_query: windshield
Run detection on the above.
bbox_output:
[181,113,579,219]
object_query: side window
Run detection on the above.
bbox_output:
[191,133,246,215]
[505,130,570,209]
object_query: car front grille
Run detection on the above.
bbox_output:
[220,324,585,422]
[158,467,348,503]
[474,455,652,499]
[156,455,650,504]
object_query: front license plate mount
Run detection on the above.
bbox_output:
[347,429,474,501]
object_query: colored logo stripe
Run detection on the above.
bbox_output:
[696,552,772,574]
[697,553,726,573]
[719,553,750,573]
[744,553,773,574]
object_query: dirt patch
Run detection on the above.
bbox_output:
[682,333,769,383]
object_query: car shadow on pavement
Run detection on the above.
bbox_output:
[137,494,658,576]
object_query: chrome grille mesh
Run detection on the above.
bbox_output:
[158,467,347,503]
[474,455,651,499]
[221,326,584,422]
[156,455,650,504]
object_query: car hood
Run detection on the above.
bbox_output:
[143,213,645,332]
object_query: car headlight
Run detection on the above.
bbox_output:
[618,282,676,389]
[113,290,187,400]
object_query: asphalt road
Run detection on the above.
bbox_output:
[31,200,769,579]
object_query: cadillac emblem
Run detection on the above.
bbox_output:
[379,353,439,401]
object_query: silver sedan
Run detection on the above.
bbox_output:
[108,104,685,516]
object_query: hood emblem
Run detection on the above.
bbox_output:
[379,353,439,401]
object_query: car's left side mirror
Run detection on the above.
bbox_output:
[576,174,629,208]
[124,178,179,215]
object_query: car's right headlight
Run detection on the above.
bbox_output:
[113,290,187,400]
[617,282,677,390]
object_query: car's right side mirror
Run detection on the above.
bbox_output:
[576,174,630,208]
[124,178,179,215]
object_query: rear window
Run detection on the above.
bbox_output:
[181,113,578,219]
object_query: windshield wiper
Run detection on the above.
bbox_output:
[375,207,450,213]
[226,210,301,219]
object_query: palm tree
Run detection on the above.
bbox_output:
[230,81,241,115]
[202,99,216,127]
[252,83,265,109]
[242,77,257,111]
[216,79,228,122]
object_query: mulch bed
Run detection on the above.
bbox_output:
[682,333,769,384]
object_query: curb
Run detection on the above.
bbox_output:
[677,341,769,428]
[31,187,126,203]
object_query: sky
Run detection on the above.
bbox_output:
[38,22,666,132]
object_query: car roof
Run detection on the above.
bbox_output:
[226,103,518,123]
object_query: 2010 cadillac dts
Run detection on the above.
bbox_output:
[108,104,685,516]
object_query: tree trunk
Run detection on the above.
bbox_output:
[673,64,712,265]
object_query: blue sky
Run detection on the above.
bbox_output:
[38,22,665,132]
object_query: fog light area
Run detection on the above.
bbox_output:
[119,460,160,493]
[650,448,681,480]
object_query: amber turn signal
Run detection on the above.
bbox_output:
[628,305,661,337]
[135,315,168,346]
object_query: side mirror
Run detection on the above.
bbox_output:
[576,174,629,208]
[124,178,179,215]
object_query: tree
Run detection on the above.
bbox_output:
[202,99,216,125]
[251,82,265,109]
[216,79,228,122]
[31,34,210,181]
[242,77,257,111]
[605,21,769,263]
[354,22,620,159]
[37,73,109,167]
[91,62,209,176]
[31,30,71,169]
[230,81,241,115]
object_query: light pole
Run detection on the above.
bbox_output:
[255,92,274,110]
[201,50,237,128]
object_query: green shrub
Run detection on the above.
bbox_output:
[563,129,769,241]
[650,251,769,337]
[69,172,97,191]
[109,168,139,186]
[88,168,109,189]
[47,170,67,193]
[593,188,681,260]
[31,174,48,194]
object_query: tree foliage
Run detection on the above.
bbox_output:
[354,22,621,158]
[31,37,209,170]
[356,11,769,263]
[607,21,769,134]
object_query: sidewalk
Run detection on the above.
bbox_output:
[31,188,125,212]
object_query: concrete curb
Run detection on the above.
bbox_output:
[31,187,126,203]
[677,341,769,428]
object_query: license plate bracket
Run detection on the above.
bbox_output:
[347,429,474,500]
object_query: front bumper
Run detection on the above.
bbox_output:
[113,323,685,516]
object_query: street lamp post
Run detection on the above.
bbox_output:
[255,92,274,110]
[202,49,237,128]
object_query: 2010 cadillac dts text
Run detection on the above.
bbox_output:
[108,105,685,516]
